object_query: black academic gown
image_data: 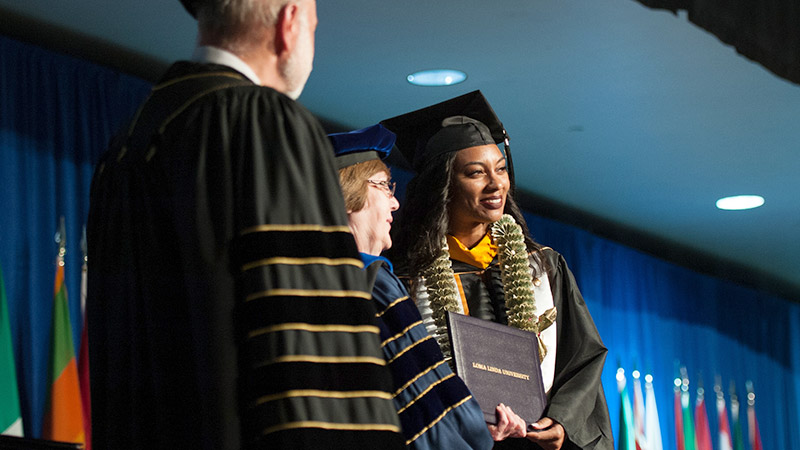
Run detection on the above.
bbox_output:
[87,62,404,450]
[450,249,613,450]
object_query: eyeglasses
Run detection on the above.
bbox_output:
[367,179,396,197]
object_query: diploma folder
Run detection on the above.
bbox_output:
[446,311,547,425]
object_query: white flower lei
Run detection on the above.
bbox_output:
[423,214,556,363]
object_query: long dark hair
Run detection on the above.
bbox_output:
[389,148,544,277]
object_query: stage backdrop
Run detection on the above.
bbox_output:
[0,35,151,438]
[2,34,798,449]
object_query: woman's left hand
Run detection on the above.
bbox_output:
[525,416,565,450]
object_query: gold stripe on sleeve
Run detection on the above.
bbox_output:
[262,421,401,437]
[393,360,447,397]
[405,396,473,446]
[245,289,371,302]
[381,320,423,348]
[375,296,409,318]
[254,355,386,368]
[251,389,392,407]
[247,323,379,339]
[241,256,364,272]
[396,372,455,415]
[386,335,432,365]
[240,224,352,235]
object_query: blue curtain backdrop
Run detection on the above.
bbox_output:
[524,212,800,450]
[2,34,799,448]
[0,35,151,437]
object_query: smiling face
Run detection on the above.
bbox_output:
[447,144,509,241]
[347,170,400,255]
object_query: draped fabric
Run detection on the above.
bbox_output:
[524,212,800,450]
[0,35,151,437]
[2,32,800,450]
[634,0,800,85]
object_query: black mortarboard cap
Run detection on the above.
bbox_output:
[179,0,199,18]
[380,90,511,175]
[328,124,396,170]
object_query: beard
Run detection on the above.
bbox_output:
[280,16,314,100]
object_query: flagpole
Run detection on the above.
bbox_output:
[694,376,712,450]
[42,216,86,444]
[730,381,745,450]
[643,373,663,450]
[78,226,92,450]
[715,376,733,450]
[617,367,636,450]
[674,376,685,450]
[679,367,697,450]
[55,216,66,267]
[746,381,762,450]
[631,369,647,450]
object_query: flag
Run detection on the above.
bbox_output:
[632,371,647,450]
[694,387,712,450]
[644,374,663,450]
[0,263,24,437]
[730,386,745,450]
[674,380,685,450]
[78,229,91,450]
[746,382,763,450]
[676,369,698,450]
[617,368,636,450]
[42,231,85,444]
[716,383,733,450]
[681,383,697,450]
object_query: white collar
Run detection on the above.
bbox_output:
[191,46,261,85]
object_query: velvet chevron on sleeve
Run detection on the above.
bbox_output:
[87,62,404,450]
[365,257,493,450]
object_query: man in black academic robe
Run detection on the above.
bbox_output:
[87,1,404,449]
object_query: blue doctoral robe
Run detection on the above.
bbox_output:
[362,254,493,449]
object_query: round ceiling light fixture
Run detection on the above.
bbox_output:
[407,69,467,86]
[715,195,765,211]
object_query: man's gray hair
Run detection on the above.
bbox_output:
[196,0,294,30]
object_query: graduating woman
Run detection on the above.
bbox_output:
[329,124,527,449]
[381,92,613,450]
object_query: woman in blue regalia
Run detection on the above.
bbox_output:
[329,124,527,449]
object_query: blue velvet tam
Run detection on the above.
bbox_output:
[328,124,396,170]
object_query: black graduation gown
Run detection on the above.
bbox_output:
[87,62,404,450]
[450,249,613,450]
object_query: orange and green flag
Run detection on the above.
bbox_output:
[41,237,85,444]
[1,263,24,437]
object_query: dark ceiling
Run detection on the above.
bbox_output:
[2,0,799,299]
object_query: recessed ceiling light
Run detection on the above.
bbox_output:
[715,195,765,211]
[407,69,467,87]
